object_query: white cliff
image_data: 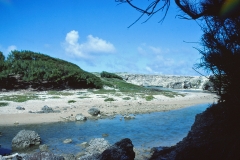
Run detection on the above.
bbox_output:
[116,73,209,89]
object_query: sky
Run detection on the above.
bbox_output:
[0,0,205,75]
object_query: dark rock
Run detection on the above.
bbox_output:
[23,151,64,160]
[42,105,54,113]
[88,107,100,116]
[16,106,25,110]
[183,81,192,89]
[99,138,135,160]
[12,130,41,151]
[172,82,183,89]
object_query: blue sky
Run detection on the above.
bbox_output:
[0,0,204,75]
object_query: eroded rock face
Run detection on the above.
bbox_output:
[79,138,110,160]
[12,130,41,151]
[117,73,208,89]
[99,138,135,160]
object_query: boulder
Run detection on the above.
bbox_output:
[75,114,87,121]
[12,130,41,151]
[42,105,54,113]
[16,106,25,110]
[99,138,135,160]
[79,138,110,160]
[88,107,100,116]
[124,115,135,120]
[39,144,48,152]
[86,138,110,154]
[63,139,72,144]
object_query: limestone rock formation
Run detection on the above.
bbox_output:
[117,73,209,90]
[12,130,41,151]
[79,138,110,160]
[75,114,87,121]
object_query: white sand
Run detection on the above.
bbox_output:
[0,89,218,126]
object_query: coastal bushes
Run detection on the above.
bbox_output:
[100,71,123,80]
[0,51,5,73]
[0,50,103,89]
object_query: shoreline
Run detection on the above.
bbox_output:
[0,89,218,126]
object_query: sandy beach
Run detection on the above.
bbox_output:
[0,89,217,126]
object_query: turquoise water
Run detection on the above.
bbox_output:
[0,103,211,155]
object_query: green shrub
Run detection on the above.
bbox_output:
[1,50,103,89]
[104,98,115,101]
[145,95,155,101]
[78,96,91,99]
[123,97,131,100]
[0,102,8,107]
[100,71,123,80]
[0,95,38,102]
[68,100,76,103]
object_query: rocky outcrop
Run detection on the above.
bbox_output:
[88,107,100,116]
[16,106,25,110]
[149,102,240,160]
[29,105,61,114]
[117,73,209,90]
[79,138,135,160]
[12,130,41,151]
[99,138,135,160]
[79,138,110,160]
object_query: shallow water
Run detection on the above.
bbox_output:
[0,103,211,155]
[145,86,210,93]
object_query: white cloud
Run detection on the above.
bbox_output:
[7,45,17,52]
[149,46,161,54]
[137,46,146,55]
[64,30,116,58]
[145,66,153,72]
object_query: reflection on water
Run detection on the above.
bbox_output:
[0,103,210,155]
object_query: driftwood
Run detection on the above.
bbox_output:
[2,153,18,159]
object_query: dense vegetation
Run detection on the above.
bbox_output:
[196,16,240,106]
[0,50,103,89]
[100,71,123,80]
